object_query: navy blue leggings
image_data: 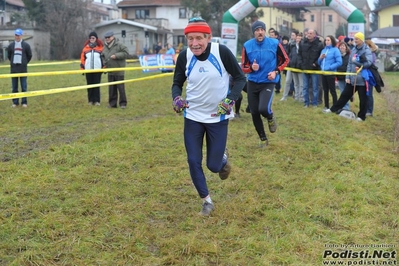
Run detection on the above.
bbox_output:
[184,118,228,198]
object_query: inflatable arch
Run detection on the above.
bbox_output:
[221,0,366,55]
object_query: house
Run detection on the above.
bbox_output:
[257,7,305,37]
[302,0,371,37]
[93,0,122,4]
[0,0,27,27]
[90,1,120,21]
[373,3,399,28]
[116,0,189,52]
[94,18,157,55]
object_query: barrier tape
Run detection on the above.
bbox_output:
[0,73,173,101]
[0,65,175,78]
[0,59,139,68]
[284,67,361,76]
[0,64,362,101]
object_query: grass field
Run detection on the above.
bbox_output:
[0,61,398,265]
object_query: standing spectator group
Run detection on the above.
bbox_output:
[276,29,379,122]
[323,32,373,121]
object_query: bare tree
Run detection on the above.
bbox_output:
[44,0,89,59]
[23,0,94,59]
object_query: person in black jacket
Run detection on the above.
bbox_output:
[8,28,32,108]
[336,41,351,110]
[297,29,323,107]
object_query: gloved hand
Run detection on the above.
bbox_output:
[172,96,188,113]
[212,98,235,117]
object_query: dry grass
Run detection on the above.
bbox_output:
[0,62,398,265]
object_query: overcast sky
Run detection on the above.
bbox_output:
[367,0,375,10]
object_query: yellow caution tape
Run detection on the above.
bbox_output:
[0,59,139,68]
[0,65,175,78]
[0,73,173,101]
[0,60,80,68]
[284,66,362,76]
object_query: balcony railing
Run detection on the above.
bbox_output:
[127,18,170,30]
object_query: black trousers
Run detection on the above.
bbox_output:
[321,75,337,109]
[85,73,102,103]
[108,75,127,107]
[247,81,274,140]
[330,83,368,120]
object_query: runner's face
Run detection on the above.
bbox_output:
[254,28,265,42]
[186,33,211,56]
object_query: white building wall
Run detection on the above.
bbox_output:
[93,0,122,4]
[156,7,186,29]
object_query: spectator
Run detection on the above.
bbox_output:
[297,29,324,108]
[365,39,378,116]
[241,21,289,146]
[165,43,175,55]
[281,35,290,51]
[290,30,299,44]
[8,28,32,108]
[268,28,275,37]
[288,30,299,96]
[281,33,303,102]
[154,42,162,54]
[345,37,355,50]
[336,41,351,110]
[171,18,246,216]
[318,35,342,110]
[80,31,104,106]
[269,30,282,93]
[337,35,345,43]
[101,31,129,109]
[323,32,372,121]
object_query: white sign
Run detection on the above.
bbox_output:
[348,23,365,38]
[221,23,239,56]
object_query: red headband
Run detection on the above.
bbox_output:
[184,22,211,35]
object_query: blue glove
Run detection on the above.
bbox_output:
[172,96,188,113]
[212,98,235,117]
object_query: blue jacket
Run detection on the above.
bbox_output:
[318,45,342,72]
[243,37,280,84]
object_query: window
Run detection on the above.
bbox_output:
[179,8,186,19]
[394,15,399,26]
[328,15,332,22]
[136,9,149,19]
[311,15,314,22]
